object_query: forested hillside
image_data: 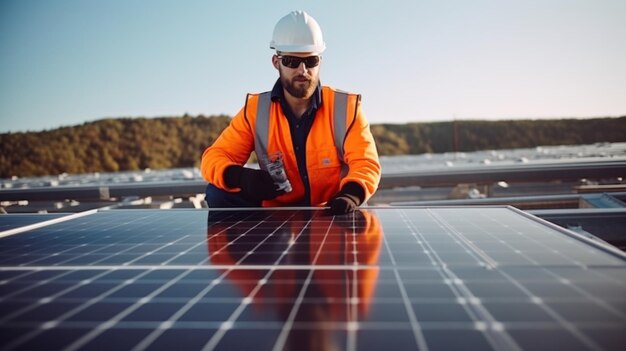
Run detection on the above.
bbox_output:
[1,115,625,177]
[371,116,626,155]
[0,115,231,177]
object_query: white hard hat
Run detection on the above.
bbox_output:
[270,10,326,53]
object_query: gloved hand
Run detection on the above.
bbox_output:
[328,193,360,215]
[328,182,366,215]
[225,166,285,202]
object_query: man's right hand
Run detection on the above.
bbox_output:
[225,166,285,202]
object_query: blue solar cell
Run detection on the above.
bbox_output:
[150,328,218,350]
[65,302,133,322]
[214,328,281,351]
[423,330,493,351]
[80,328,155,351]
[13,327,87,351]
[356,329,419,351]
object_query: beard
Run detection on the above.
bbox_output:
[279,67,319,99]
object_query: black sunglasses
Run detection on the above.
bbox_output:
[277,55,321,69]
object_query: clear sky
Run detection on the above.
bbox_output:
[1,0,625,133]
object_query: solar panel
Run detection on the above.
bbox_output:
[0,207,624,351]
[0,213,68,232]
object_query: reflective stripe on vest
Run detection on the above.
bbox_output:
[254,91,349,177]
[254,92,272,171]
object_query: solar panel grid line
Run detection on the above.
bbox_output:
[201,211,272,268]
[207,213,301,271]
[582,269,626,292]
[309,215,335,265]
[320,216,359,350]
[0,270,104,323]
[268,268,315,351]
[505,220,599,268]
[532,276,626,319]
[285,212,360,349]
[437,207,617,267]
[4,317,610,333]
[196,213,297,350]
[261,214,323,351]
[347,215,360,351]
[129,269,236,350]
[507,206,626,261]
[156,209,300,351]
[2,264,387,272]
[69,212,178,267]
[0,270,57,305]
[117,271,232,350]
[438,209,599,349]
[380,211,430,350]
[178,211,305,351]
[400,209,523,351]
[2,268,154,351]
[474,210,626,291]
[183,278,260,350]
[119,235,196,267]
[233,211,299,266]
[0,209,97,239]
[457,209,577,267]
[429,208,626,349]
[0,271,127,323]
[117,211,206,267]
[426,209,500,269]
[0,269,30,291]
[392,268,430,351]
[62,267,225,351]
[153,239,207,267]
[448,210,610,350]
[518,267,624,319]
[493,269,609,351]
[411,211,482,268]
[0,230,85,266]
[434,209,532,266]
[25,229,189,269]
[0,214,70,233]
[464,211,626,322]
[0,211,164,267]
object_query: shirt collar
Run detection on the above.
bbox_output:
[270,79,322,111]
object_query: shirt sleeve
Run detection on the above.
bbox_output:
[201,105,255,191]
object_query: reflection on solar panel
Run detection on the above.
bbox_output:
[0,207,625,350]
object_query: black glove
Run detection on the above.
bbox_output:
[328,182,365,215]
[224,166,285,202]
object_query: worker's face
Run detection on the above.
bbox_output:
[273,52,321,99]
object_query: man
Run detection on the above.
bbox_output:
[201,10,380,214]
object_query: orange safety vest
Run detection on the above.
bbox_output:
[201,86,381,207]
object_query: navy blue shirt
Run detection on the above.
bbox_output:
[270,79,322,206]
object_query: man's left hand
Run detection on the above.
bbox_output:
[328,193,360,214]
[327,182,366,215]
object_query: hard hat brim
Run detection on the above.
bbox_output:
[270,43,326,54]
